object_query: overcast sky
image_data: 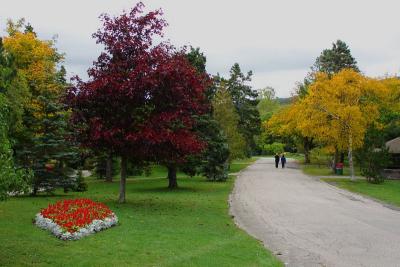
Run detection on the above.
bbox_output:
[1,0,400,97]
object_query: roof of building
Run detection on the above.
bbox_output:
[386,137,400,154]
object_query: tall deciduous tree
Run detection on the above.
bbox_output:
[0,37,30,137]
[3,20,76,194]
[266,101,314,163]
[67,3,210,202]
[0,85,32,200]
[257,86,279,121]
[213,84,246,161]
[298,69,389,180]
[295,39,360,165]
[0,36,32,199]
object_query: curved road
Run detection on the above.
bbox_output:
[230,158,400,267]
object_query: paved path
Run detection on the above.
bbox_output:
[229,158,400,267]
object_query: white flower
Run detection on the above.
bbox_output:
[34,213,118,240]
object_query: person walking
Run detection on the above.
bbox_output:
[281,153,286,168]
[274,153,280,168]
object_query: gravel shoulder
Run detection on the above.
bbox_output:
[229,158,400,267]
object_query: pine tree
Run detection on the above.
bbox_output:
[216,63,261,156]
[313,40,359,75]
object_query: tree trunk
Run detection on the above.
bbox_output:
[118,155,127,203]
[167,165,178,189]
[340,152,345,163]
[105,153,113,182]
[32,186,38,196]
[348,135,355,181]
[333,147,340,172]
[304,137,311,164]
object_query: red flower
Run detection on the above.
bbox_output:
[40,199,114,233]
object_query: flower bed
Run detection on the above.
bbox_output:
[34,198,118,240]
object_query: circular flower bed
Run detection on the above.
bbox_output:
[34,198,118,240]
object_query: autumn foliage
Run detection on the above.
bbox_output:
[66,3,210,201]
[267,69,391,178]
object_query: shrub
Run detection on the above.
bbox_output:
[309,147,331,167]
[361,148,390,184]
[356,126,391,184]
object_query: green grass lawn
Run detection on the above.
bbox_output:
[0,159,281,267]
[322,178,400,207]
[285,153,304,161]
[302,164,361,176]
[228,158,258,174]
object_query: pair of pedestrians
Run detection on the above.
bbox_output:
[274,153,286,168]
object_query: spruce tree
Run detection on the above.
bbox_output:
[25,91,80,194]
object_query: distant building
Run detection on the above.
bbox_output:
[384,137,400,179]
[386,137,400,168]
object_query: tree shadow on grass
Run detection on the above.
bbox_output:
[13,193,69,199]
[132,186,200,193]
[102,197,200,215]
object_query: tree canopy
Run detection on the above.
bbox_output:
[312,40,359,75]
[215,63,261,155]
[67,3,211,201]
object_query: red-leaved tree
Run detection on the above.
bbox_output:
[66,3,210,202]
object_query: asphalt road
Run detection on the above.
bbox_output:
[229,158,400,267]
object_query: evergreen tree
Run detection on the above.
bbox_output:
[3,20,80,194]
[298,40,359,98]
[22,91,79,194]
[181,114,230,181]
[199,118,229,181]
[298,40,360,166]
[216,63,261,156]
[181,47,229,181]
[312,40,359,75]
[186,46,206,74]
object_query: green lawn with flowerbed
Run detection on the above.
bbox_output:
[0,158,282,267]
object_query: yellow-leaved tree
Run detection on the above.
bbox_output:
[2,19,77,194]
[3,19,64,126]
[298,69,389,179]
[266,100,315,163]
